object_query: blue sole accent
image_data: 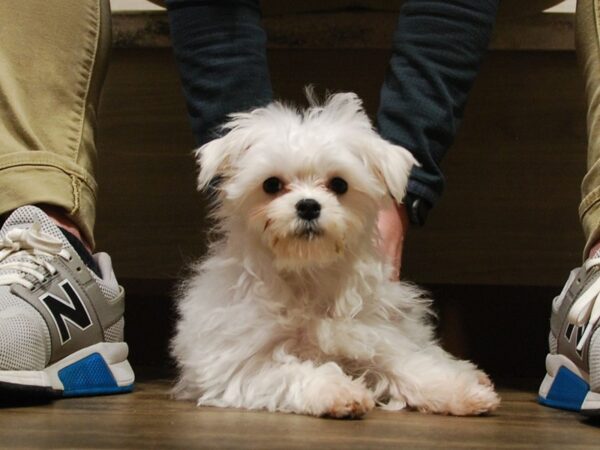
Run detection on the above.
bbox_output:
[538,366,589,412]
[58,352,133,397]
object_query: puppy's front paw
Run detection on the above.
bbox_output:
[305,373,374,419]
[455,371,500,416]
[432,370,500,416]
[474,369,494,387]
[323,390,375,419]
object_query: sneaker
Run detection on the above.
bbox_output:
[0,206,134,399]
[538,253,600,415]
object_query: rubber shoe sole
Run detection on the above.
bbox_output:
[0,342,134,399]
[538,353,600,416]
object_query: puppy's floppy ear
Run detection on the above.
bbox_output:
[316,90,419,203]
[363,136,419,204]
[194,126,249,192]
[194,136,231,191]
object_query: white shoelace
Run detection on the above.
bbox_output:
[0,223,71,290]
[566,257,600,352]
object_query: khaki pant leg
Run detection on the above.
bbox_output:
[577,0,600,257]
[0,0,111,248]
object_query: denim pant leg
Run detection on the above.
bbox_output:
[165,0,273,146]
[377,0,499,224]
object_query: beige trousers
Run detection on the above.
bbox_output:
[578,0,600,257]
[0,0,111,248]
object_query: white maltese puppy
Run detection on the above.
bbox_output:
[172,92,500,418]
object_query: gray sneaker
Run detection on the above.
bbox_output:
[0,206,134,398]
[538,254,600,414]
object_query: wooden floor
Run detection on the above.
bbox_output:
[1,379,598,449]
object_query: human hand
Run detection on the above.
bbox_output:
[377,201,409,280]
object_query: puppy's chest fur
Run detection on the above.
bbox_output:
[258,268,404,365]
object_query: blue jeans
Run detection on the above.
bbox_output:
[378,0,498,222]
[165,0,272,146]
[166,0,499,223]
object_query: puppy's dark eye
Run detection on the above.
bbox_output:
[263,177,283,194]
[329,177,348,195]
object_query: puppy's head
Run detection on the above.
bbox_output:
[196,92,417,271]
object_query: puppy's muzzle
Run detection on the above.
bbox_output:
[296,198,321,221]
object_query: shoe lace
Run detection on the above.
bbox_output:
[566,257,600,352]
[0,223,71,290]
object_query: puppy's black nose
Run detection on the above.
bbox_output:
[296,198,321,221]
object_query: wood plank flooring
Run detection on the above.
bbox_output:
[1,379,598,449]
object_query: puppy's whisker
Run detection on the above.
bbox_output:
[264,218,272,232]
[249,205,267,221]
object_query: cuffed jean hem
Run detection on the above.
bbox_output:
[406,179,439,207]
[0,153,97,248]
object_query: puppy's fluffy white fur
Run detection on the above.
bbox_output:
[172,92,500,418]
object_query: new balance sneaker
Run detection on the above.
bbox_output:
[538,254,600,415]
[0,206,134,398]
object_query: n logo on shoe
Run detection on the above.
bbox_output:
[39,279,93,344]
